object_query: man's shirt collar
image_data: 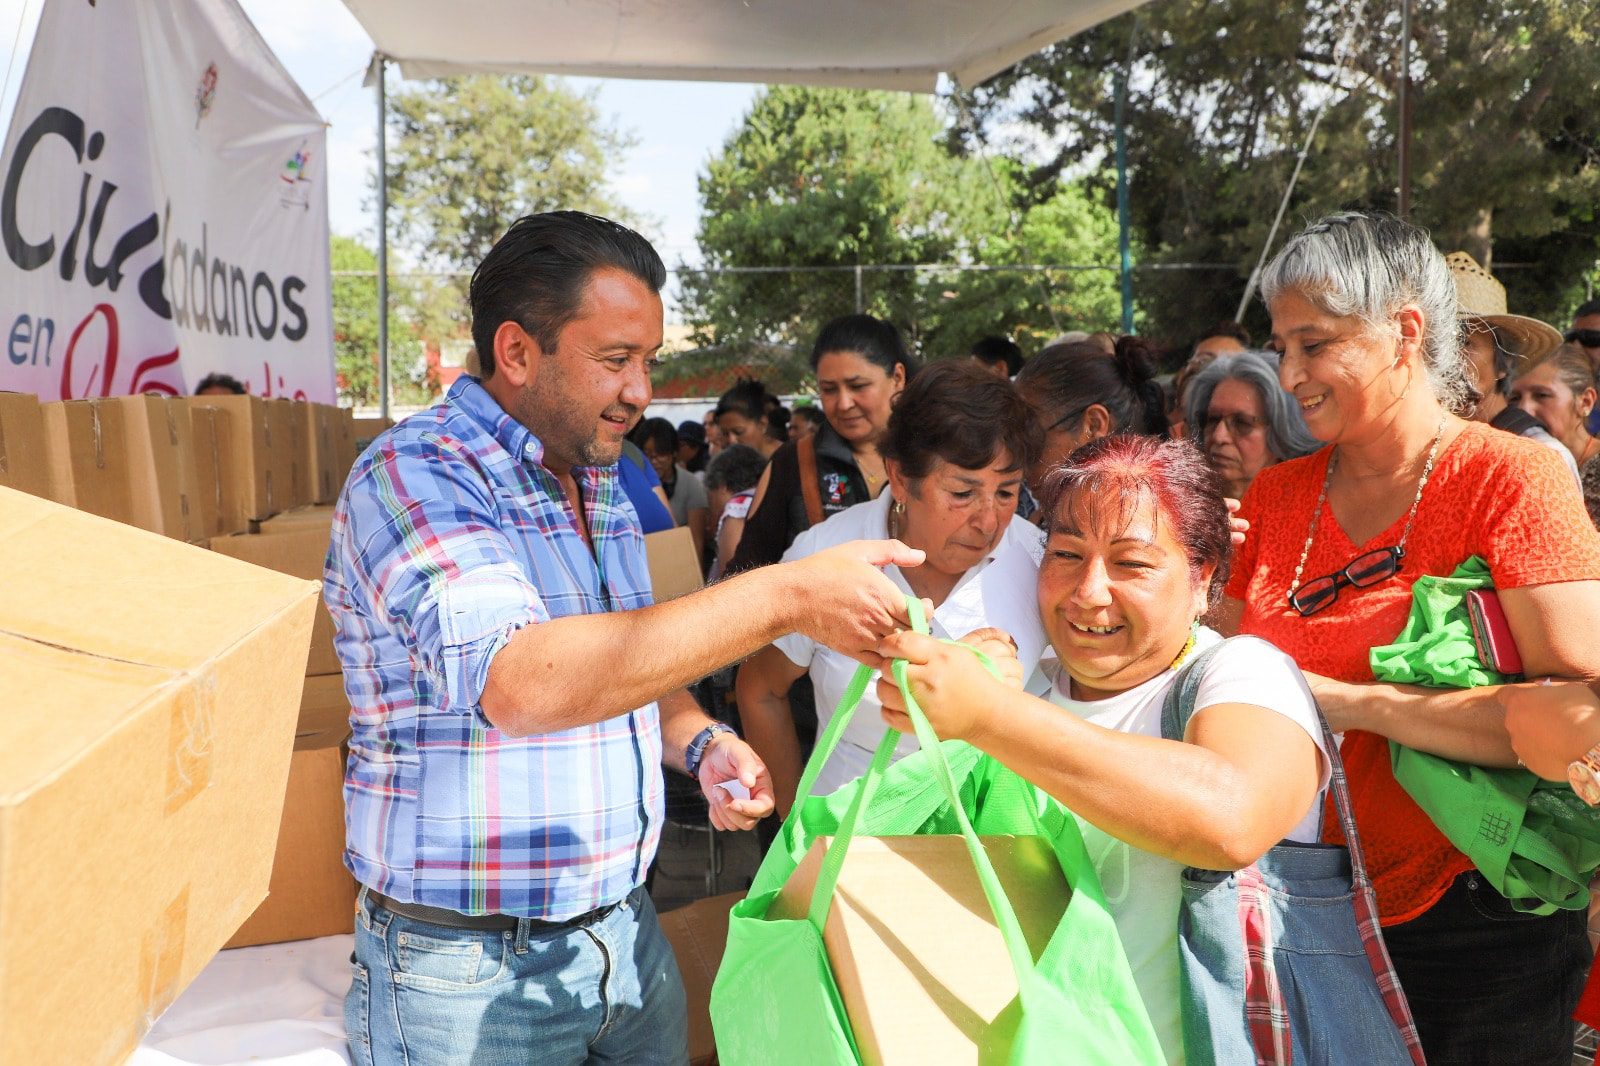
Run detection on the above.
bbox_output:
[448,375,545,467]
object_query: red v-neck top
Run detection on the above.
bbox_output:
[1226,420,1600,925]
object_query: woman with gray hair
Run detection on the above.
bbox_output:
[1185,349,1318,499]
[1213,211,1600,1064]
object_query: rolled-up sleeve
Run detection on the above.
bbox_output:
[436,563,548,712]
[341,449,548,717]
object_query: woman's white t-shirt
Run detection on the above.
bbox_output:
[774,492,1048,797]
[1036,627,1331,1065]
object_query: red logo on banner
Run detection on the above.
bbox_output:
[60,303,181,398]
[195,62,218,127]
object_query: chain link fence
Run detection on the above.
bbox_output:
[332,260,1583,411]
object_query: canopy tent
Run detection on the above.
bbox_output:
[341,0,1148,92]
[338,0,1152,414]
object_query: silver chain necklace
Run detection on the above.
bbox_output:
[1287,416,1447,600]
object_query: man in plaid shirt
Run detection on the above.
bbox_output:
[327,211,923,1065]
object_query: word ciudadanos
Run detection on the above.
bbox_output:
[3,105,312,342]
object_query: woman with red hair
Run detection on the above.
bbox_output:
[876,434,1334,1065]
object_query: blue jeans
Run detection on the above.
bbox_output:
[346,885,688,1065]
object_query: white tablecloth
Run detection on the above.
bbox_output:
[132,936,354,1065]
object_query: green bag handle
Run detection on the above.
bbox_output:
[771,656,879,860]
[801,596,1043,995]
[770,605,992,866]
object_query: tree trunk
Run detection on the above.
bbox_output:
[1462,207,1493,267]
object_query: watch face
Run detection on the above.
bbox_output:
[1569,762,1600,807]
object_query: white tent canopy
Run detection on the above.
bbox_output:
[338,0,1151,415]
[341,0,1147,91]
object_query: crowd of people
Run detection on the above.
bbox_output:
[326,207,1600,1065]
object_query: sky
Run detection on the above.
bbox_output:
[0,0,762,277]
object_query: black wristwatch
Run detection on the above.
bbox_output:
[685,723,736,778]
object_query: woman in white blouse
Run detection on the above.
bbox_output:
[737,360,1046,812]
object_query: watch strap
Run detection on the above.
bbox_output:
[686,723,734,778]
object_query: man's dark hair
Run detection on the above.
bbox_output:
[194,372,246,395]
[1576,299,1600,320]
[469,211,665,380]
[881,360,1042,481]
[969,335,1023,376]
[809,313,917,377]
[704,443,767,494]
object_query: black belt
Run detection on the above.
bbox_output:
[366,889,626,933]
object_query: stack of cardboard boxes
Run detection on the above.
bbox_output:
[209,510,356,947]
[3,392,785,1062]
[0,485,320,1062]
[202,413,373,949]
[2,388,388,951]
[0,389,360,543]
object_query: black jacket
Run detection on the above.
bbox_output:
[726,422,869,573]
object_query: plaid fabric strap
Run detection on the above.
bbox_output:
[1166,641,1426,1066]
[1316,714,1427,1066]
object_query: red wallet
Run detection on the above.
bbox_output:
[1465,587,1523,676]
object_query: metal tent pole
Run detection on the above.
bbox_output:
[376,53,391,419]
[1398,0,1412,219]
[1114,25,1138,334]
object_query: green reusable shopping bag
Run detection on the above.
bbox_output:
[709,598,1164,1065]
[1370,556,1600,914]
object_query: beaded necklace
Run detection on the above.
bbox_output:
[1286,416,1446,603]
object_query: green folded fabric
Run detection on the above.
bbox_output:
[1370,557,1600,914]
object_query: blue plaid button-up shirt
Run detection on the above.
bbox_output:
[325,376,663,919]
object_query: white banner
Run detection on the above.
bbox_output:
[0,0,335,402]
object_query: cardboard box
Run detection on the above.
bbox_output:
[109,395,202,541]
[296,674,352,747]
[40,398,134,522]
[183,395,279,523]
[0,486,318,1066]
[332,406,357,481]
[223,741,356,949]
[660,892,742,1066]
[769,835,1070,1065]
[187,404,245,539]
[289,401,313,507]
[269,399,310,510]
[208,529,338,675]
[306,403,341,505]
[351,415,393,455]
[0,392,51,500]
[255,504,336,536]
[223,677,355,949]
[645,526,704,602]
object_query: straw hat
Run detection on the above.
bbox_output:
[1445,251,1562,359]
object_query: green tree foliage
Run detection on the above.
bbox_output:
[684,87,989,351]
[330,235,426,407]
[962,0,1600,342]
[379,75,639,393]
[386,75,635,270]
[681,86,1120,367]
[922,169,1127,353]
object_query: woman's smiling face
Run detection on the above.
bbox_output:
[1037,489,1212,700]
[1269,289,1403,444]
